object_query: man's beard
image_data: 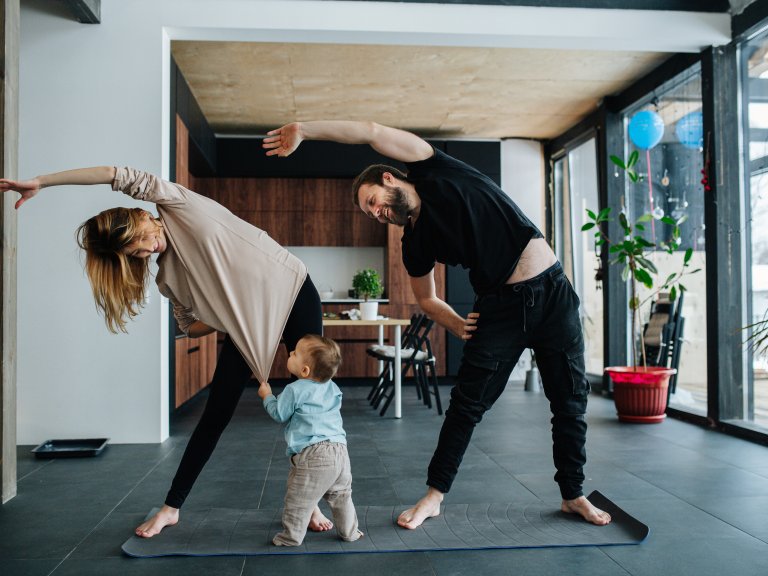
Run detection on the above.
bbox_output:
[383,185,411,226]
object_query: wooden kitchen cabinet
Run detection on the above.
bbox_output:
[174,332,218,408]
[195,177,385,247]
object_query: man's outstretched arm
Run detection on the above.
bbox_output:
[263,121,433,163]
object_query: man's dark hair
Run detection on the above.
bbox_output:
[351,164,408,206]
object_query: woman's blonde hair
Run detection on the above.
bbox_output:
[75,207,155,333]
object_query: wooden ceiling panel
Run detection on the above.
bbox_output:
[171,40,671,139]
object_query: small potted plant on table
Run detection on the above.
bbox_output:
[352,268,383,321]
[582,152,700,422]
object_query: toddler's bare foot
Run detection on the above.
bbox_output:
[308,506,333,531]
[135,504,179,538]
[397,487,443,529]
[561,495,612,526]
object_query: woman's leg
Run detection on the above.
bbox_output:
[282,275,323,351]
[135,335,253,537]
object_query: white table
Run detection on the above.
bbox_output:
[322,318,412,418]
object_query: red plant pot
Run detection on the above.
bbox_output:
[604,366,677,424]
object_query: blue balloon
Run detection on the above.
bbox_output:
[628,110,665,150]
[675,111,703,149]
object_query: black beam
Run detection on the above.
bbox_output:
[606,53,701,114]
[600,106,630,380]
[62,0,100,24]
[733,0,768,40]
[701,45,745,423]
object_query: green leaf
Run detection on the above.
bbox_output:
[637,213,653,223]
[621,265,629,282]
[629,296,640,310]
[670,286,677,301]
[666,273,676,284]
[619,212,630,232]
[635,236,655,248]
[628,170,639,182]
[636,223,646,231]
[581,222,595,231]
[684,248,693,264]
[634,268,654,289]
[661,216,676,226]
[627,150,639,168]
[586,209,596,220]
[598,207,611,221]
[636,256,658,274]
[610,155,626,169]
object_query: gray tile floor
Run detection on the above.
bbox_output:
[2,381,767,575]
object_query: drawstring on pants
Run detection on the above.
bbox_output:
[512,283,536,332]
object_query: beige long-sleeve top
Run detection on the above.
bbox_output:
[112,167,307,382]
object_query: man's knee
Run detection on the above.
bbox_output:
[446,387,488,425]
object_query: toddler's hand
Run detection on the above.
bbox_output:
[258,380,273,400]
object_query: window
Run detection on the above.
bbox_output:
[552,137,604,376]
[740,30,768,430]
[621,67,707,416]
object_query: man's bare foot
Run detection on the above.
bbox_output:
[135,504,179,538]
[561,495,612,526]
[308,506,333,532]
[397,487,444,529]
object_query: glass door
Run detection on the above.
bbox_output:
[552,138,604,376]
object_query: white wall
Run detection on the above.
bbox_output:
[17,1,729,444]
[19,0,170,444]
[288,247,386,299]
[500,139,545,379]
[501,139,545,232]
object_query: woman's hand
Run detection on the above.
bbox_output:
[0,177,42,209]
[258,380,273,400]
[263,123,303,157]
[460,312,480,341]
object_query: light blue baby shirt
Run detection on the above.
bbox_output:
[262,378,347,456]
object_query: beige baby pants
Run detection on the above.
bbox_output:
[273,440,362,546]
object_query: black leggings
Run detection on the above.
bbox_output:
[164,276,322,509]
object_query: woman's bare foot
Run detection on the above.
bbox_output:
[561,495,612,526]
[135,504,179,538]
[397,487,444,529]
[308,506,333,532]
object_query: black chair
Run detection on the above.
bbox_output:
[366,313,424,404]
[643,291,685,400]
[366,314,442,416]
[413,328,442,415]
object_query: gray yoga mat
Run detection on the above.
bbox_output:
[122,491,647,557]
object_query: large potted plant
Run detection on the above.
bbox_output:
[582,151,700,422]
[352,268,383,320]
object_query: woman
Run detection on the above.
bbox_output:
[0,166,334,537]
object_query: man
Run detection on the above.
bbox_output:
[263,121,611,529]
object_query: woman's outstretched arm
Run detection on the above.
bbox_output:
[0,166,117,209]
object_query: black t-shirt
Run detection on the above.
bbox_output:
[402,148,543,295]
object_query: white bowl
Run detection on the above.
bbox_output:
[320,291,334,300]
